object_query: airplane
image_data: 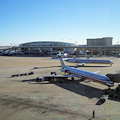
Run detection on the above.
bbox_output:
[2,51,23,56]
[59,56,114,87]
[63,58,114,66]
[52,52,68,59]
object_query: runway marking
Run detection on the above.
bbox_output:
[104,113,120,116]
[58,109,72,115]
[64,101,91,120]
[103,103,110,113]
[25,109,36,117]
[58,82,112,120]
[58,98,111,120]
[84,85,111,115]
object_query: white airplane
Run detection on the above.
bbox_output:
[59,57,114,87]
[2,51,23,56]
[64,58,114,66]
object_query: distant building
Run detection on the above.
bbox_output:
[87,37,113,46]
[19,41,77,55]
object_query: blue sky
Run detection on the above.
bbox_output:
[0,0,120,46]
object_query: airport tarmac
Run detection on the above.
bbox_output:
[0,56,120,120]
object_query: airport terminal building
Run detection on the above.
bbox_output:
[11,37,120,56]
[19,41,77,55]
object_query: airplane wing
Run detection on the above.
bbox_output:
[43,75,73,78]
[69,74,82,78]
[93,71,100,74]
[42,75,75,82]
[63,58,69,61]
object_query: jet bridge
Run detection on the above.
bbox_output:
[106,73,120,83]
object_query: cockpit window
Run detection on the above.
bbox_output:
[106,78,110,81]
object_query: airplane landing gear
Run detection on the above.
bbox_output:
[71,77,74,81]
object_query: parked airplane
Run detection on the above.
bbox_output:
[2,51,23,56]
[64,58,114,66]
[59,57,114,87]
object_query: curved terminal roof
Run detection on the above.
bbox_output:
[19,41,77,47]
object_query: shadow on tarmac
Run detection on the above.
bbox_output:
[77,65,110,67]
[32,66,61,70]
[96,99,105,105]
[23,79,104,103]
[21,78,120,103]
[55,81,103,100]
[32,65,109,70]
[21,79,37,82]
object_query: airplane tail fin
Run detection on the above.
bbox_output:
[59,56,66,69]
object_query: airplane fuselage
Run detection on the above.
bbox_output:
[60,65,114,87]
[66,59,114,65]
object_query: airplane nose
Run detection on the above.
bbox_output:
[107,81,114,87]
[111,84,114,87]
[110,83,114,87]
[111,62,114,64]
